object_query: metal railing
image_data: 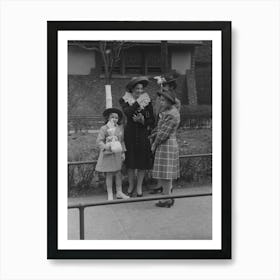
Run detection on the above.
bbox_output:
[68,153,212,240]
[68,192,212,240]
[68,153,212,166]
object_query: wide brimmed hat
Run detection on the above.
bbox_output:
[157,89,176,105]
[126,76,149,92]
[103,107,123,121]
[162,75,178,89]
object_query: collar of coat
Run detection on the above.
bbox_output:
[122,92,151,109]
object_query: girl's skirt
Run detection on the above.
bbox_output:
[95,150,122,173]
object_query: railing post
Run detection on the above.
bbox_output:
[79,206,85,240]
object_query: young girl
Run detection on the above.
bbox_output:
[95,108,129,201]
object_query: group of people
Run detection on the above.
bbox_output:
[95,75,181,208]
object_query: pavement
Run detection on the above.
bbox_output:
[68,185,212,240]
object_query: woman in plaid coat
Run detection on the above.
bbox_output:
[150,73,181,195]
[150,89,180,208]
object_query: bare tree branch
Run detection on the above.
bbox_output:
[70,40,135,84]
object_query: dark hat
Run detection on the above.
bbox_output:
[126,76,149,92]
[157,89,176,105]
[162,74,178,89]
[165,76,178,83]
[103,107,123,121]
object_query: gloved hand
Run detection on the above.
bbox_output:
[132,113,144,124]
[151,143,157,153]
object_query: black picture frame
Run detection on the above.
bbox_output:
[47,21,231,259]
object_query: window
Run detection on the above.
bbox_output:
[100,46,164,76]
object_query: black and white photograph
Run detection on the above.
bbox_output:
[67,40,213,239]
[3,0,280,278]
[48,21,231,259]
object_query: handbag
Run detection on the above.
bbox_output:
[110,139,123,153]
[106,122,123,153]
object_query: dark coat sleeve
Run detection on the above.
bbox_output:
[143,102,155,130]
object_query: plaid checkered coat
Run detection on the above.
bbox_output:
[151,106,180,180]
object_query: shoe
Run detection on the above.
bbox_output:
[136,193,143,197]
[155,200,168,208]
[167,199,175,208]
[126,191,133,197]
[116,192,130,199]
[149,187,163,194]
[155,199,174,208]
[107,195,113,201]
[125,188,134,197]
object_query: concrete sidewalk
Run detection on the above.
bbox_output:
[68,185,212,240]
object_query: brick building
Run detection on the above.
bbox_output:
[68,40,212,116]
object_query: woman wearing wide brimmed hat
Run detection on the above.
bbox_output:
[154,74,181,123]
[150,89,180,208]
[150,73,181,195]
[119,76,155,197]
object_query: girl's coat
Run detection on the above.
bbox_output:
[95,124,125,173]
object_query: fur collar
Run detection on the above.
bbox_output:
[122,92,151,109]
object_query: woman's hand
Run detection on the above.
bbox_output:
[138,113,144,124]
[121,153,125,161]
[151,143,156,153]
[148,134,155,145]
[132,113,144,124]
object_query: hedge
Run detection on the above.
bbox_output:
[68,157,212,197]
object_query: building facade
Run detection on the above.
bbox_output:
[68,40,212,116]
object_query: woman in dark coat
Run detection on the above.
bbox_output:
[119,77,155,197]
